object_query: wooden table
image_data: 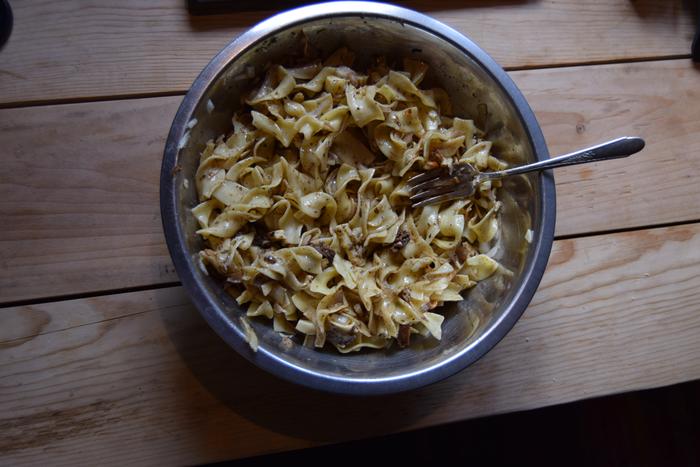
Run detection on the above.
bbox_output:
[1,1,699,464]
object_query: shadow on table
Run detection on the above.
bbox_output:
[157,297,459,445]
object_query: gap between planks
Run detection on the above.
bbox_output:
[0,0,696,104]
[0,55,691,111]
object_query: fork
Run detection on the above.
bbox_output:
[408,136,645,208]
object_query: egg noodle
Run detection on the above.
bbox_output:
[193,49,504,352]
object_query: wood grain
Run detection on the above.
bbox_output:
[2,223,700,465]
[2,60,699,303]
[512,60,700,237]
[0,97,181,302]
[0,0,695,105]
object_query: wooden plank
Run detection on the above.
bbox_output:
[0,97,181,302]
[2,59,699,303]
[2,223,700,465]
[512,60,700,237]
[0,0,695,105]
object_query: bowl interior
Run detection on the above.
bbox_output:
[168,13,547,387]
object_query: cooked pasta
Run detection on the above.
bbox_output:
[193,50,504,352]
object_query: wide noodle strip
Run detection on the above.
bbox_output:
[193,49,505,352]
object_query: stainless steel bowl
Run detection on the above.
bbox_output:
[160,1,555,395]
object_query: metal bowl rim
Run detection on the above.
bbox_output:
[160,1,556,395]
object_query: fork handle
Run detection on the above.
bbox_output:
[481,136,645,181]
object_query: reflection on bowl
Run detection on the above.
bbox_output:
[160,1,555,395]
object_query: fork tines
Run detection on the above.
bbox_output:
[406,167,459,207]
[410,186,475,208]
[406,166,451,187]
[407,167,456,193]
